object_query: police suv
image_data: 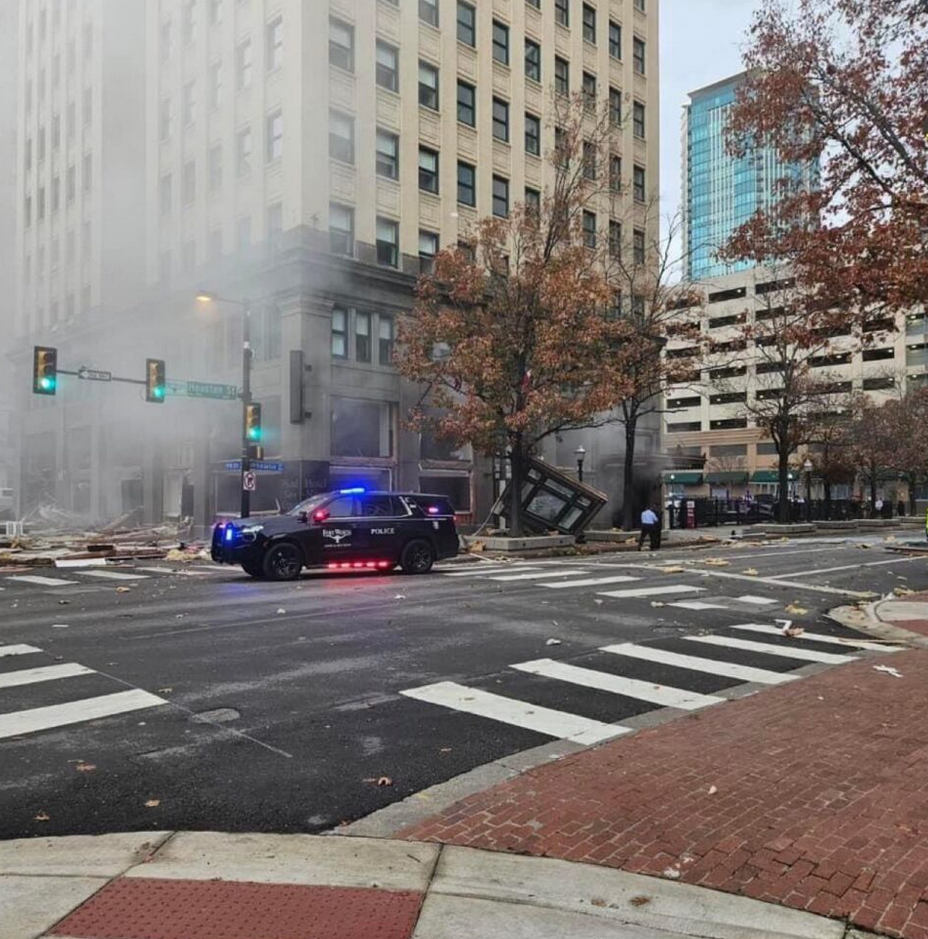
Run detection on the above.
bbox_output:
[211,488,459,580]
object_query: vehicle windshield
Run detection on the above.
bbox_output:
[287,494,329,517]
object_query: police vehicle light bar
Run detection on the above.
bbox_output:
[339,487,366,494]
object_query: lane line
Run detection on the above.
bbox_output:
[770,557,926,579]
[692,569,870,598]
[598,585,705,600]
[684,634,855,665]
[0,689,167,740]
[135,566,207,575]
[542,575,640,589]
[730,623,906,652]
[489,569,589,582]
[0,645,43,658]
[0,662,94,689]
[7,575,79,587]
[600,643,798,685]
[73,570,149,581]
[511,659,725,711]
[400,681,629,745]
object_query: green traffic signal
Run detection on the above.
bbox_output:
[145,358,166,403]
[33,346,58,396]
[245,403,262,441]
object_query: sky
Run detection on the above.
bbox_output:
[659,0,764,237]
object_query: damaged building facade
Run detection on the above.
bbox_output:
[7,0,659,532]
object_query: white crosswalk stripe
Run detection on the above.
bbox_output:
[669,600,728,611]
[73,570,149,581]
[400,681,629,745]
[730,623,905,653]
[0,645,43,658]
[0,663,94,689]
[683,634,854,665]
[442,566,541,578]
[735,595,778,606]
[0,689,167,740]
[600,643,798,685]
[7,575,79,587]
[542,575,640,590]
[598,584,705,600]
[488,569,589,582]
[511,659,724,711]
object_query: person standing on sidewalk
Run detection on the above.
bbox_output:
[638,506,661,551]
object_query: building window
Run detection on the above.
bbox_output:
[83,86,93,125]
[66,164,75,202]
[266,109,283,161]
[457,1,475,46]
[159,173,172,215]
[159,98,172,141]
[83,152,92,192]
[555,0,569,27]
[609,20,621,58]
[492,97,509,142]
[419,230,439,273]
[457,80,476,125]
[181,82,195,125]
[182,160,196,204]
[633,100,645,138]
[210,0,223,26]
[554,57,569,95]
[582,71,597,109]
[332,307,348,358]
[183,0,196,44]
[525,112,540,156]
[525,38,541,81]
[329,203,354,256]
[633,36,646,74]
[420,0,439,26]
[379,315,395,365]
[209,62,222,109]
[267,16,283,71]
[376,41,398,92]
[609,220,621,258]
[525,187,541,214]
[609,87,622,125]
[610,154,622,191]
[419,147,439,193]
[582,140,597,179]
[633,164,645,202]
[633,228,645,264]
[526,0,541,7]
[582,4,596,43]
[492,20,509,65]
[329,19,354,72]
[236,39,252,90]
[237,126,253,175]
[457,161,476,206]
[237,215,252,251]
[635,0,645,12]
[329,110,354,164]
[209,144,223,191]
[51,176,60,212]
[419,61,439,109]
[160,18,172,61]
[492,175,509,217]
[582,211,596,248]
[267,201,283,247]
[376,217,399,267]
[356,311,372,362]
[376,129,399,179]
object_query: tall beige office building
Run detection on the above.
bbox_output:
[11,0,658,528]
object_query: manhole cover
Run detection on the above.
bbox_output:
[191,708,240,723]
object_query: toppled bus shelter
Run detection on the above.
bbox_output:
[497,457,608,536]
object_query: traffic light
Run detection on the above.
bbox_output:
[245,403,262,442]
[145,358,166,403]
[33,346,58,395]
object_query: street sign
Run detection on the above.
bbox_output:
[243,471,257,492]
[77,367,112,382]
[252,460,284,472]
[166,380,240,400]
[225,461,242,471]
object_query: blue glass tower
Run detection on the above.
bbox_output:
[683,73,817,282]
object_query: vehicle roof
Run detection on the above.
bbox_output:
[324,490,453,498]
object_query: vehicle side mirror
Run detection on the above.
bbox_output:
[298,511,309,524]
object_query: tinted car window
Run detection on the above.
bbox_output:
[358,495,396,517]
[325,496,357,518]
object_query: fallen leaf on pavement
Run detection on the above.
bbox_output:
[630,897,651,908]
[660,566,685,574]
[144,799,161,808]
[393,595,406,600]
[116,586,131,593]
[58,599,70,605]
[364,776,394,787]
[784,604,808,616]
[662,867,681,880]
[873,665,903,679]
[742,568,758,576]
[439,748,452,753]
[591,898,607,908]
[707,785,718,795]
[34,811,50,822]
[276,608,287,615]
[703,558,730,567]
[546,638,562,646]
[856,543,872,549]
[650,601,665,608]
[894,586,914,597]
[157,687,172,694]
[75,763,96,773]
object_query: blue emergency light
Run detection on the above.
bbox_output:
[339,487,366,494]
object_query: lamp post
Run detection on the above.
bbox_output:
[803,458,813,522]
[575,446,586,483]
[668,473,676,529]
[196,291,252,518]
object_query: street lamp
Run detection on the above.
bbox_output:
[575,446,587,483]
[803,458,813,522]
[196,291,253,519]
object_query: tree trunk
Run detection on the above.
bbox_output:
[777,450,791,524]
[869,471,877,509]
[621,417,637,530]
[509,438,524,537]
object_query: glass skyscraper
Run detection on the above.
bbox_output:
[682,73,817,282]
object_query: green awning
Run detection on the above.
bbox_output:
[662,471,703,484]
[750,470,780,483]
[706,471,749,484]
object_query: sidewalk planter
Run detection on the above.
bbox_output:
[463,534,577,553]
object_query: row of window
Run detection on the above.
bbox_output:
[23,223,92,284]
[23,91,93,172]
[331,307,396,366]
[23,153,92,227]
[160,0,264,60]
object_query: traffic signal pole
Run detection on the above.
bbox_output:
[240,302,252,519]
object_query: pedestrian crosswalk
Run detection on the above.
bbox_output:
[0,644,167,740]
[400,624,896,746]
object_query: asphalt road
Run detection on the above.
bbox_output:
[1,533,925,839]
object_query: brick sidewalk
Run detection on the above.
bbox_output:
[404,649,928,939]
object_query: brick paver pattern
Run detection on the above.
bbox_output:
[404,650,928,939]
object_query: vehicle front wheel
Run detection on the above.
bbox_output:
[400,539,435,574]
[262,542,303,581]
[241,560,264,578]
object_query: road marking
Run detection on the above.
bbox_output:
[542,575,640,589]
[600,643,798,685]
[734,595,778,605]
[684,634,855,665]
[730,623,906,652]
[598,585,705,600]
[693,569,870,598]
[443,566,542,578]
[0,662,94,689]
[669,600,728,611]
[73,570,149,581]
[7,575,79,587]
[489,569,589,582]
[511,659,725,711]
[400,681,628,745]
[0,644,43,658]
[0,689,167,740]
[771,557,925,579]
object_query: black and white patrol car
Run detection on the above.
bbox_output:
[211,488,459,580]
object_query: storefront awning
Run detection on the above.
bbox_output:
[662,471,703,484]
[750,470,780,483]
[706,471,749,484]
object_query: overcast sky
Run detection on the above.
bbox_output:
[659,0,763,236]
